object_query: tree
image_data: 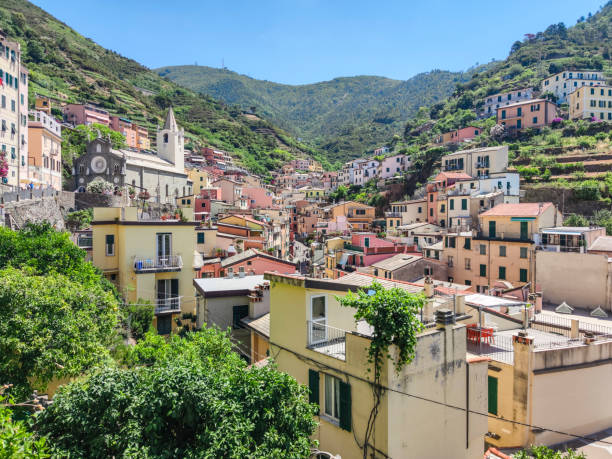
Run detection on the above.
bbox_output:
[0,268,119,399]
[514,445,585,458]
[0,398,49,458]
[0,223,115,292]
[125,301,155,341]
[36,331,317,458]
[563,214,588,227]
[64,208,93,232]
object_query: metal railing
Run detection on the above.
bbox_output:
[306,321,347,361]
[155,297,181,314]
[134,255,183,271]
[467,333,514,364]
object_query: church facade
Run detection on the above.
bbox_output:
[72,108,191,203]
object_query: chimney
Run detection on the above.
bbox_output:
[435,308,454,329]
[455,294,466,315]
[424,275,434,298]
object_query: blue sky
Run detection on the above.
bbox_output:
[32,0,603,85]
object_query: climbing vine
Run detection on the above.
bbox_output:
[338,282,425,458]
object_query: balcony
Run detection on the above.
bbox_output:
[134,255,183,273]
[155,297,181,315]
[538,244,584,253]
[306,321,346,360]
[385,211,401,218]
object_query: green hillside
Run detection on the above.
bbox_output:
[0,0,324,176]
[385,2,612,218]
[156,65,477,165]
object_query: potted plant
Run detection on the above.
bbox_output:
[128,186,136,199]
[138,190,150,200]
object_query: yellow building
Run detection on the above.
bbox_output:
[324,201,376,231]
[187,168,211,192]
[569,85,612,121]
[304,187,326,200]
[266,271,488,459]
[92,207,199,334]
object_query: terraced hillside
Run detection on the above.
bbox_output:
[0,0,324,176]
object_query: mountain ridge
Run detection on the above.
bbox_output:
[156,64,478,165]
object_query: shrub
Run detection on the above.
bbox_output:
[86,177,113,193]
[574,180,601,201]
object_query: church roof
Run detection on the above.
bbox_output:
[163,107,178,131]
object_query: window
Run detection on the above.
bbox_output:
[517,107,522,116]
[489,221,496,238]
[520,247,528,259]
[465,280,471,286]
[461,199,467,210]
[488,376,498,415]
[449,199,454,210]
[323,374,351,430]
[479,244,486,255]
[440,204,445,213]
[499,266,506,280]
[501,110,506,120]
[157,316,172,335]
[465,258,471,270]
[519,269,528,283]
[532,116,538,124]
[480,264,487,277]
[11,100,15,112]
[197,232,205,244]
[429,194,433,202]
[429,208,433,217]
[591,88,595,95]
[232,305,248,328]
[418,206,422,213]
[464,238,471,250]
[105,235,115,256]
[499,245,506,257]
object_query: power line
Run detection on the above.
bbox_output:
[268,340,612,448]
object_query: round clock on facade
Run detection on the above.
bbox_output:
[91,156,107,174]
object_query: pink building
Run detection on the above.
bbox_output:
[497,99,558,133]
[109,116,138,149]
[220,249,297,276]
[380,154,407,179]
[241,187,273,209]
[435,126,482,145]
[63,104,110,126]
[212,178,241,205]
[316,215,350,235]
[341,233,418,267]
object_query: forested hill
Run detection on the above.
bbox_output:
[0,0,322,176]
[156,65,479,165]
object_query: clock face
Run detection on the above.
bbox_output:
[91,156,107,174]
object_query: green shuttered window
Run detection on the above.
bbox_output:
[308,369,319,409]
[488,376,498,415]
[339,380,352,432]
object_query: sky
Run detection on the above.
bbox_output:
[31,0,604,85]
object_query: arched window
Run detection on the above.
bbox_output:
[163,133,168,143]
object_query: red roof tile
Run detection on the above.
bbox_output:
[479,202,553,217]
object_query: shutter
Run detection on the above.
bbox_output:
[488,376,498,415]
[339,381,351,432]
[308,369,319,410]
[171,279,179,296]
[157,279,166,301]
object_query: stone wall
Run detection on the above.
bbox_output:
[3,195,66,230]
[522,187,610,216]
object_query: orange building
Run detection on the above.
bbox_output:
[135,124,150,150]
[323,201,375,231]
[110,116,138,149]
[27,111,62,190]
[497,99,558,133]
[435,126,482,145]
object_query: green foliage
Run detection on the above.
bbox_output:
[126,301,155,341]
[0,268,119,399]
[514,445,585,459]
[157,65,476,163]
[86,176,114,193]
[574,179,601,201]
[0,0,317,177]
[0,399,49,458]
[64,208,93,231]
[338,282,425,377]
[563,214,589,227]
[516,165,540,182]
[62,123,126,169]
[0,223,115,292]
[36,330,317,458]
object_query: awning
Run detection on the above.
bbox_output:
[541,229,583,235]
[339,253,349,267]
[511,217,536,222]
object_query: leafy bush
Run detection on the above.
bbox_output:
[36,331,317,458]
[574,179,601,201]
[126,301,155,341]
[86,177,114,193]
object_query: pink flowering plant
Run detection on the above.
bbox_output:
[0,152,8,178]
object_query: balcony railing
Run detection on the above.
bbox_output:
[538,244,584,253]
[385,211,401,218]
[155,297,181,314]
[306,320,346,361]
[134,255,183,272]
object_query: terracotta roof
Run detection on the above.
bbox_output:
[438,172,473,180]
[371,254,422,271]
[479,202,553,217]
[499,98,550,109]
[331,272,423,294]
[589,235,612,252]
[242,313,270,338]
[221,249,296,268]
